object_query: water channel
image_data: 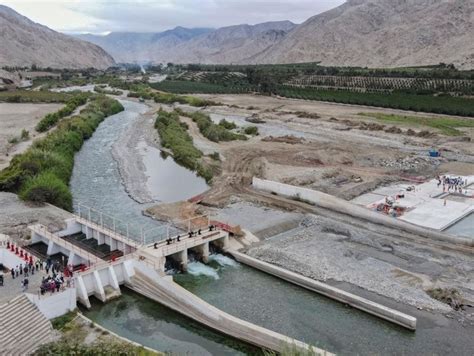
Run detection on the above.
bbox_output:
[72,99,472,355]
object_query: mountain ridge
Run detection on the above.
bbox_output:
[0,5,115,69]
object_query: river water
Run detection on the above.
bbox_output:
[73,99,472,355]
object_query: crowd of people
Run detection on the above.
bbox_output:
[437,175,468,194]
[5,256,74,296]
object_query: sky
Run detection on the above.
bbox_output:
[1,0,345,34]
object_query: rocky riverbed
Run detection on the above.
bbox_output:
[245,214,474,313]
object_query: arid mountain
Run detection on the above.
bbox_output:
[77,27,213,63]
[253,0,474,69]
[0,5,115,69]
[78,21,296,65]
[161,21,296,64]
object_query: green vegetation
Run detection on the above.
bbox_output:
[0,95,124,210]
[244,126,259,136]
[34,340,157,356]
[176,109,247,142]
[154,109,212,182]
[275,87,474,117]
[359,112,474,136]
[36,93,90,132]
[219,119,237,130]
[0,90,72,103]
[51,311,77,330]
[94,85,123,96]
[151,80,256,94]
[20,129,29,140]
[209,152,221,161]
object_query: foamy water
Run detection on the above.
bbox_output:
[209,254,239,267]
[187,262,220,280]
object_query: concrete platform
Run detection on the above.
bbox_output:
[352,175,474,232]
[400,199,473,230]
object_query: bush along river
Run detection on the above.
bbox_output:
[74,99,472,355]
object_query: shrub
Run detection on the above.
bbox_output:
[244,126,259,135]
[20,129,29,140]
[219,119,237,130]
[209,152,221,161]
[176,109,247,142]
[20,171,72,210]
[36,93,90,132]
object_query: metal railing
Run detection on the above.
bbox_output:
[75,202,214,245]
[158,229,224,257]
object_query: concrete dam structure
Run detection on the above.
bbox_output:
[20,213,328,354]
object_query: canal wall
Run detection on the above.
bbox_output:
[26,288,77,320]
[129,260,332,355]
[252,178,474,247]
[230,251,417,330]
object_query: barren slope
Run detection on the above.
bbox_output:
[253,0,474,69]
[0,5,115,69]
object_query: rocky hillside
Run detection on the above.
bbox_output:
[163,21,296,64]
[78,21,296,65]
[77,27,212,63]
[253,0,474,69]
[0,5,115,69]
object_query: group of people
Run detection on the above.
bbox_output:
[437,175,467,194]
[160,225,217,247]
[39,273,69,295]
[6,256,73,295]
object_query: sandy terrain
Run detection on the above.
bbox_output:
[0,192,71,240]
[0,103,63,170]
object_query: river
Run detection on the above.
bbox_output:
[72,98,472,355]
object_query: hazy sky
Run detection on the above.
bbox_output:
[1,0,345,33]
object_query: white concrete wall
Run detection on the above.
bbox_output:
[26,288,77,319]
[253,178,474,247]
[56,219,82,237]
[0,248,27,269]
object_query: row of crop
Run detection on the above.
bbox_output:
[274,86,474,117]
[154,109,213,182]
[35,92,90,132]
[0,95,124,210]
[175,109,247,143]
[287,76,474,94]
[151,80,256,94]
[0,90,72,103]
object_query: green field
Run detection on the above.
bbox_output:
[359,112,474,136]
[274,87,474,117]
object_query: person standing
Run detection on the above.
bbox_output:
[11,268,15,279]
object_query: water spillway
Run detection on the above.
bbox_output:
[73,99,473,355]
